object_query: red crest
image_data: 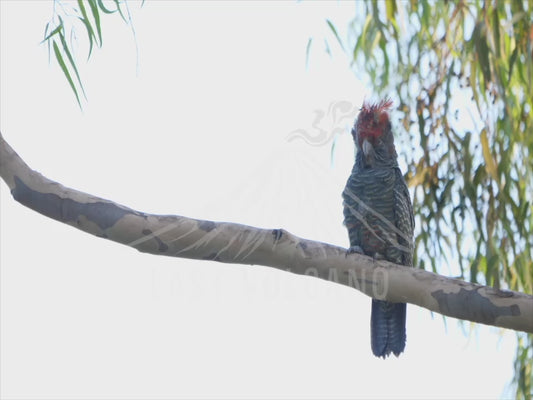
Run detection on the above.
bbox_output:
[356,98,393,140]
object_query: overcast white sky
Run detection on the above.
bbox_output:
[0,1,518,399]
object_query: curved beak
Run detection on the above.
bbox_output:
[362,138,374,158]
[361,138,376,167]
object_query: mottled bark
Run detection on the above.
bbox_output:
[1,131,532,333]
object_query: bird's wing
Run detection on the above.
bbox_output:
[393,169,415,266]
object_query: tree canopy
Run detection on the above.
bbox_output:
[325,1,532,398]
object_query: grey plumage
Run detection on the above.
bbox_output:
[342,99,414,358]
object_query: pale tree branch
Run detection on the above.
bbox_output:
[1,131,532,333]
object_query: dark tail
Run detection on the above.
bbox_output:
[371,299,406,358]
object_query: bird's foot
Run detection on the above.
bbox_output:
[346,245,364,258]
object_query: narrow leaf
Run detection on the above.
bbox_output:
[305,38,312,69]
[492,6,501,57]
[41,23,63,44]
[77,0,96,56]
[78,16,95,59]
[326,19,344,51]
[474,23,492,87]
[481,129,498,181]
[508,46,518,83]
[43,21,50,40]
[77,0,92,31]
[359,14,372,53]
[88,0,102,46]
[53,40,81,107]
[59,32,87,99]
[113,0,128,22]
[97,0,116,14]
[386,0,397,20]
[324,39,331,57]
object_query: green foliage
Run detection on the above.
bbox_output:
[42,0,135,107]
[326,0,532,398]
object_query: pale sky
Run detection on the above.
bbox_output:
[0,1,517,399]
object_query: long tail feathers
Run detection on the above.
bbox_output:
[371,299,406,358]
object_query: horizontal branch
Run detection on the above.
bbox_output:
[1,131,532,333]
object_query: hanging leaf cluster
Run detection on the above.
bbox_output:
[42,0,133,107]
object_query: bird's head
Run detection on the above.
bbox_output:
[352,98,397,167]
